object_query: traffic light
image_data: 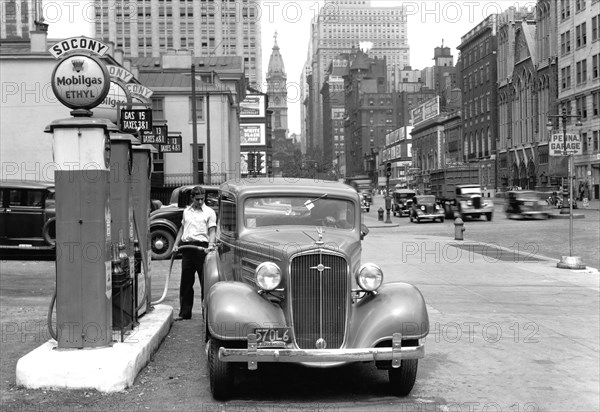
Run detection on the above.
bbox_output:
[247,152,256,173]
[256,152,264,173]
[385,162,392,177]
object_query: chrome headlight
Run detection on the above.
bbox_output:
[420,205,426,211]
[256,262,282,291]
[356,263,383,292]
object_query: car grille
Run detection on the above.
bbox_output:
[473,196,482,208]
[290,253,348,349]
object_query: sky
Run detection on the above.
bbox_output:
[44,0,536,136]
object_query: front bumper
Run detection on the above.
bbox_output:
[415,213,443,220]
[218,332,424,370]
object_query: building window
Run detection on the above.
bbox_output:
[576,59,587,84]
[561,0,571,19]
[561,31,571,55]
[576,0,585,12]
[592,14,600,41]
[575,23,587,48]
[561,66,572,89]
[576,96,587,119]
[151,98,165,121]
[593,54,600,79]
[593,91,600,116]
[189,97,204,121]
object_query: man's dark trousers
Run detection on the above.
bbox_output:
[178,241,208,319]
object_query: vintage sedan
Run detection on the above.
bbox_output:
[505,191,550,219]
[203,178,429,399]
[0,180,56,253]
[392,189,416,217]
[409,195,445,223]
[149,185,219,260]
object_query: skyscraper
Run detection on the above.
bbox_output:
[0,0,42,40]
[93,0,262,87]
[304,0,409,152]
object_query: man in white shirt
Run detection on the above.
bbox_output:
[172,186,217,320]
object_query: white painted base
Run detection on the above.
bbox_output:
[16,304,173,392]
[556,256,587,270]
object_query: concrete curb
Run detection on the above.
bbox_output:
[15,304,173,392]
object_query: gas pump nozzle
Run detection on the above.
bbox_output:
[111,243,126,284]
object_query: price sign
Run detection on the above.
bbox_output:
[141,125,167,144]
[120,109,152,133]
[160,136,182,153]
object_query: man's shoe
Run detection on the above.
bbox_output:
[174,316,191,321]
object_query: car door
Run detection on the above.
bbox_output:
[4,188,45,245]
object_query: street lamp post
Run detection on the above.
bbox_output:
[546,108,584,269]
[190,64,199,184]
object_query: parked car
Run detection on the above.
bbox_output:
[505,191,550,219]
[392,189,416,217]
[203,178,430,400]
[409,195,445,223]
[0,180,55,252]
[149,185,219,260]
[358,189,372,212]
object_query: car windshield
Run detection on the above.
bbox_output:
[395,192,415,200]
[417,196,436,204]
[244,196,355,229]
[515,192,540,200]
[461,186,482,195]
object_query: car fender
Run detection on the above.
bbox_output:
[150,218,178,235]
[205,282,287,341]
[346,282,429,348]
[203,250,221,294]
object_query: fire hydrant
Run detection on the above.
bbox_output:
[454,217,465,240]
[378,207,384,221]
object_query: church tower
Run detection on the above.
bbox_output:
[266,31,288,139]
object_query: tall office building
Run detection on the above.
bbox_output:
[0,0,42,40]
[303,0,409,152]
[93,0,263,87]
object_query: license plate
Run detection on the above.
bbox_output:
[253,328,292,347]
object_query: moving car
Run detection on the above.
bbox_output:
[203,178,430,400]
[505,191,550,219]
[392,189,416,217]
[149,185,219,260]
[0,180,55,252]
[409,195,445,223]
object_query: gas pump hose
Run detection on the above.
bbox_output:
[133,211,150,313]
[151,245,209,305]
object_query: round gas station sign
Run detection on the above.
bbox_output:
[51,54,110,110]
[92,78,132,123]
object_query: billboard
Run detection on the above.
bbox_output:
[240,123,266,146]
[411,96,440,127]
[240,95,266,118]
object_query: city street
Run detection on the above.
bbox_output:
[1,199,598,411]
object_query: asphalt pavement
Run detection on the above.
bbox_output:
[1,195,598,410]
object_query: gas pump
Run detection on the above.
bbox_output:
[45,116,118,349]
[108,132,137,335]
[130,143,156,317]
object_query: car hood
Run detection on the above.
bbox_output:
[241,228,360,257]
[150,205,180,218]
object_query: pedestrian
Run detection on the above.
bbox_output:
[172,186,217,321]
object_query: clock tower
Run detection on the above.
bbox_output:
[266,31,288,140]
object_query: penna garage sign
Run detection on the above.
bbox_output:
[549,133,583,156]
